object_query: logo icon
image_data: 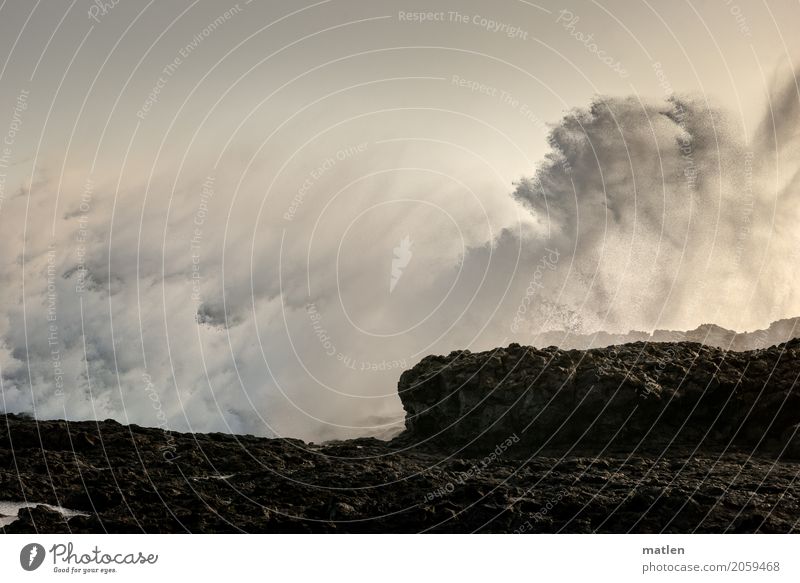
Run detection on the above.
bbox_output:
[20,543,46,571]
[390,235,413,293]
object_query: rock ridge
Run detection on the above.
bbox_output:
[398,339,800,457]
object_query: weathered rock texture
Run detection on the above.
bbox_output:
[1,339,799,533]
[398,340,800,457]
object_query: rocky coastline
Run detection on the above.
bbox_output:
[2,339,799,533]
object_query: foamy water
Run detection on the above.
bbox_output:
[0,501,88,528]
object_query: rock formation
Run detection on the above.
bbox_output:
[533,317,800,351]
[1,338,799,533]
[398,340,800,457]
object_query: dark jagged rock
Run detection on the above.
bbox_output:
[398,340,800,457]
[2,339,799,533]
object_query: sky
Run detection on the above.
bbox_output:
[0,0,798,441]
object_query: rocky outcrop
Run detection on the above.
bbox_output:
[398,340,800,457]
[534,317,800,351]
[2,339,800,533]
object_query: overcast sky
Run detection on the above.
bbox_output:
[0,0,798,441]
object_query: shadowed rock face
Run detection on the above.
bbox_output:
[1,340,799,533]
[398,340,800,457]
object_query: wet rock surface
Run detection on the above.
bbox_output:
[2,340,799,533]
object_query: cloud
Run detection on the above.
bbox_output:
[2,67,799,442]
[512,81,800,335]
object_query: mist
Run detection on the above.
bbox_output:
[2,68,797,442]
[514,77,800,338]
[0,1,798,442]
